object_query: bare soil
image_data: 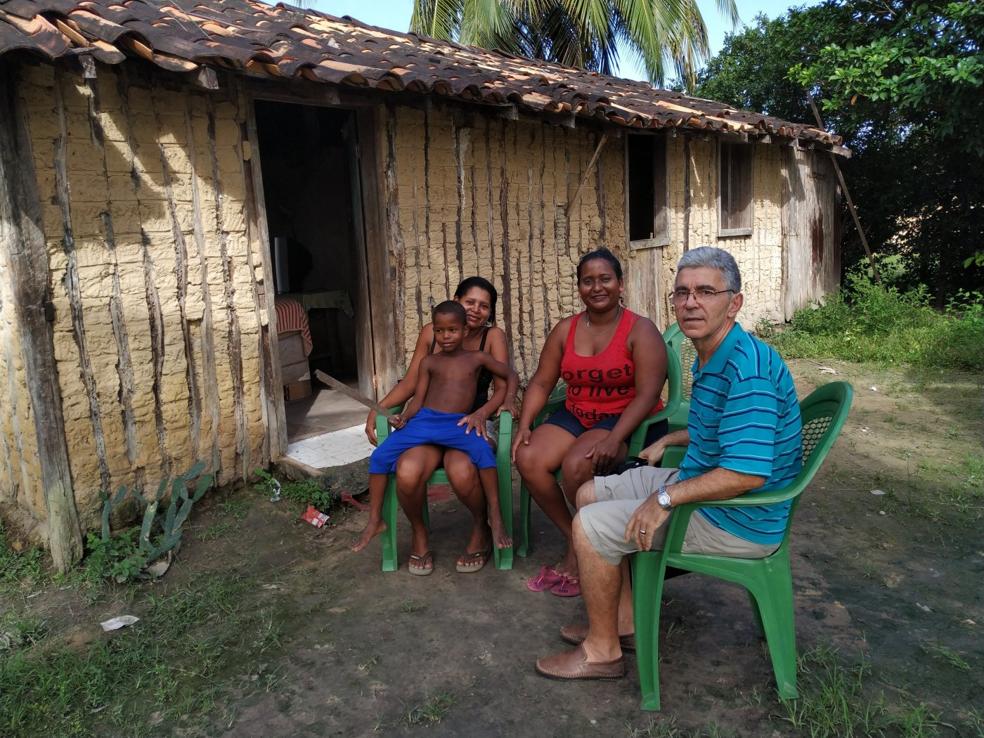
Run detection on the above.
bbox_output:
[4,360,983,736]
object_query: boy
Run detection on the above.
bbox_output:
[354,301,518,575]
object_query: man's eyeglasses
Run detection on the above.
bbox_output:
[670,287,735,304]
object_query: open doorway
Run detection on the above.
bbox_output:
[254,100,374,443]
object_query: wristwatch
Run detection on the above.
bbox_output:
[656,484,673,511]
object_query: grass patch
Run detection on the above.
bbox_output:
[199,499,252,541]
[0,613,47,652]
[0,523,46,592]
[760,273,984,371]
[778,646,941,738]
[628,718,736,737]
[0,572,285,737]
[403,692,455,726]
[80,528,148,585]
[880,453,984,527]
[920,642,971,672]
[255,469,342,514]
[200,521,235,541]
[400,599,427,614]
[218,498,250,520]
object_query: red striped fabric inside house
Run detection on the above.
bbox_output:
[274,297,313,355]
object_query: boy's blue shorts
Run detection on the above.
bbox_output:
[368,407,497,474]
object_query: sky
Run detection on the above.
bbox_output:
[308,0,822,83]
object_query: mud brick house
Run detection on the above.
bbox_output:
[0,0,847,567]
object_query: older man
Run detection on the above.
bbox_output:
[535,246,802,680]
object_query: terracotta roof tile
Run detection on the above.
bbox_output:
[0,0,843,148]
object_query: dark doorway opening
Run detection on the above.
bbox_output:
[254,101,372,442]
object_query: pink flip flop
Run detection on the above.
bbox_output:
[550,574,581,598]
[526,565,565,592]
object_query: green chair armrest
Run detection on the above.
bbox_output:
[686,485,804,508]
[495,410,513,466]
[374,404,404,445]
[661,445,686,468]
[625,344,683,457]
[525,383,566,428]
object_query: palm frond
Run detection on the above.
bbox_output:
[409,0,737,87]
[410,0,463,40]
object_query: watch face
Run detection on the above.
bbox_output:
[658,491,672,509]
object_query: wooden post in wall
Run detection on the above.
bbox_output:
[0,67,83,570]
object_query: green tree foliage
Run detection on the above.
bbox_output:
[410,0,738,86]
[695,1,984,301]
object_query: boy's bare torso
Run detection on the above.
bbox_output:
[421,350,486,414]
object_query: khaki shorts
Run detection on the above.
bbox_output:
[578,466,778,566]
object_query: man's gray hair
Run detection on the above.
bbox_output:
[677,247,741,293]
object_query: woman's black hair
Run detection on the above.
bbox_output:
[454,276,498,324]
[577,247,623,281]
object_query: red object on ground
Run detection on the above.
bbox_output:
[301,505,329,527]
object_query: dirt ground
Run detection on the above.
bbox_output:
[5,360,983,736]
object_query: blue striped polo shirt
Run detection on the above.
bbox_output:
[678,322,802,545]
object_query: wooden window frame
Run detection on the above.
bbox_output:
[626,132,669,251]
[718,140,753,238]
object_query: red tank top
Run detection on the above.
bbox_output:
[561,308,661,428]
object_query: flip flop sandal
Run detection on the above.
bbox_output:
[526,565,565,592]
[408,551,434,576]
[549,574,581,597]
[456,547,491,573]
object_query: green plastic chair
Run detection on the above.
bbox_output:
[661,322,696,433]
[375,410,514,572]
[516,344,683,558]
[630,381,854,711]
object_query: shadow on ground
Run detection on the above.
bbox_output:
[3,361,982,736]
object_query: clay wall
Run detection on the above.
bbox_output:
[384,105,627,379]
[656,136,786,330]
[0,225,46,536]
[9,63,272,530]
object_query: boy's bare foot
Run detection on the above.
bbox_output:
[351,518,387,552]
[490,518,512,549]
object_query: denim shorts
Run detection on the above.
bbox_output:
[544,406,668,447]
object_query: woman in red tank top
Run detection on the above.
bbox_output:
[512,249,668,595]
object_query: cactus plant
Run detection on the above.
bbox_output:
[94,462,214,580]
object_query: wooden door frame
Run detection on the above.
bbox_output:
[243,91,395,456]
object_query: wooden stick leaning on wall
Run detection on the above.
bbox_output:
[566,132,608,219]
[315,370,393,416]
[808,95,880,283]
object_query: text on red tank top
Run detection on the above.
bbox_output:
[561,309,641,428]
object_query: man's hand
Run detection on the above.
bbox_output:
[459,409,489,439]
[625,495,671,551]
[585,435,622,475]
[388,413,406,430]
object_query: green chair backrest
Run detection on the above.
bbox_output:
[662,322,696,402]
[779,381,854,538]
[795,381,853,483]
